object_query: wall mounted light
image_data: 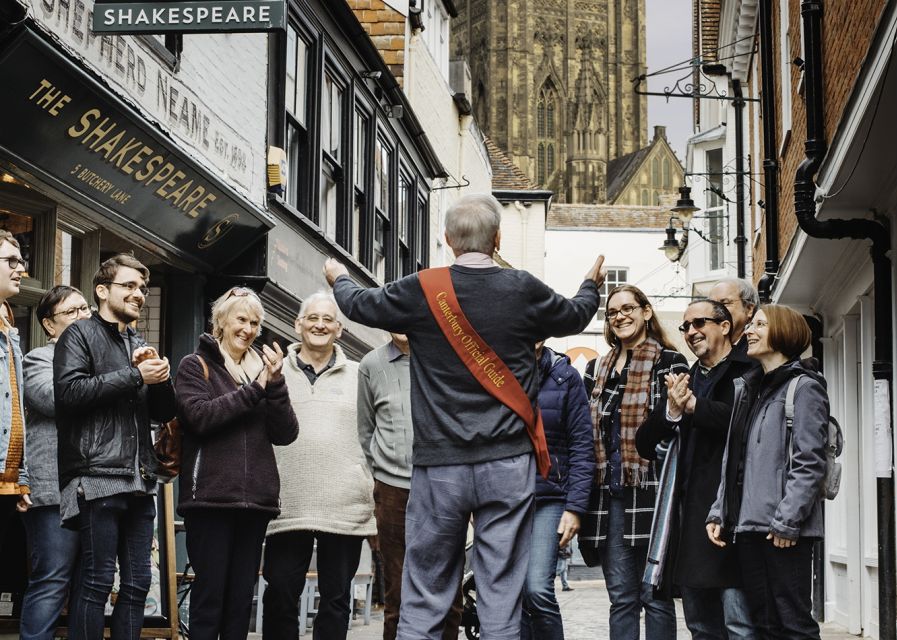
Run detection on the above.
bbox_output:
[670,185,700,225]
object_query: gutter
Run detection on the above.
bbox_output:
[795,3,894,637]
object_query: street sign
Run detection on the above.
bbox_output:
[92,0,286,34]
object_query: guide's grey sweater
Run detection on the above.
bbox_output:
[333,266,600,466]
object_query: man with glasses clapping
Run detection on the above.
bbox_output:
[54,253,176,639]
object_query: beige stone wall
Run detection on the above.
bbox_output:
[452,0,648,204]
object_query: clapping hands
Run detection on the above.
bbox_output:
[256,342,285,388]
[665,372,695,420]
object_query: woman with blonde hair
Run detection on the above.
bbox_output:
[175,287,299,640]
[579,284,687,639]
[707,305,827,639]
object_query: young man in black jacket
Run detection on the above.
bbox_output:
[54,254,176,639]
[636,299,758,639]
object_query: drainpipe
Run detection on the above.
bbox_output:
[757,0,780,302]
[732,80,748,279]
[796,2,895,637]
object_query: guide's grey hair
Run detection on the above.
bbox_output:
[444,194,503,255]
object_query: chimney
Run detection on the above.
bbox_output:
[654,125,667,141]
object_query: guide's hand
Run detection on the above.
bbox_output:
[585,255,608,289]
[324,258,349,287]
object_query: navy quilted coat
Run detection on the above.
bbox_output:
[536,347,595,513]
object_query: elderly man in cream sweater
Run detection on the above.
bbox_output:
[263,291,376,640]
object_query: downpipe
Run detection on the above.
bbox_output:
[796,1,895,637]
[757,0,780,302]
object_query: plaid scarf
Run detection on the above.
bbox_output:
[591,337,663,487]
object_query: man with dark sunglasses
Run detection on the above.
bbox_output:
[54,253,176,639]
[637,299,759,639]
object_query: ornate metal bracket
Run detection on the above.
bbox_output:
[633,62,759,103]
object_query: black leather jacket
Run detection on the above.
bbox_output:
[54,313,177,488]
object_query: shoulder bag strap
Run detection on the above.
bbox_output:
[418,267,551,478]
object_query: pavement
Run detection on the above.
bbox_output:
[317,578,861,639]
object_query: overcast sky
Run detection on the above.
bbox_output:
[645,0,693,162]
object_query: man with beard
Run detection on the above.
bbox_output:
[636,299,758,639]
[54,253,176,639]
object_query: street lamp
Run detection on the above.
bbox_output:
[659,216,685,262]
[670,185,700,225]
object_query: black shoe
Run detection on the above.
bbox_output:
[562,586,573,591]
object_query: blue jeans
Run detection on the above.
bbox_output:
[680,585,757,639]
[600,497,676,640]
[21,506,80,640]
[70,493,155,640]
[521,500,565,640]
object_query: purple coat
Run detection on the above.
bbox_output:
[175,334,299,516]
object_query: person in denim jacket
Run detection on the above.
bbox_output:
[0,230,30,564]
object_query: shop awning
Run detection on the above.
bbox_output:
[0,26,274,270]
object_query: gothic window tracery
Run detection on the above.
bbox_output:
[536,80,559,187]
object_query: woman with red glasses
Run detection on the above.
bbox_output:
[175,287,299,639]
[707,305,828,639]
[579,284,687,639]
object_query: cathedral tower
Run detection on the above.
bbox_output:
[452,0,648,203]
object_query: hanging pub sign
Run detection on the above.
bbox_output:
[92,0,286,34]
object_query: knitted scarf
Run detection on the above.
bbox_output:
[591,336,662,486]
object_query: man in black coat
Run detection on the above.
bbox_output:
[54,253,176,639]
[636,299,758,639]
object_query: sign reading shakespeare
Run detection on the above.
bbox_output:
[92,0,286,33]
[0,29,273,269]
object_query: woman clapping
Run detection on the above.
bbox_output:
[175,287,299,640]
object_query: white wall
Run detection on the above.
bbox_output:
[28,0,269,204]
[404,33,492,267]
[499,201,546,278]
[544,226,691,370]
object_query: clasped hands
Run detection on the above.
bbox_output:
[256,343,285,389]
[665,372,696,420]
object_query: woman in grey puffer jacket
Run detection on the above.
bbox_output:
[706,304,828,640]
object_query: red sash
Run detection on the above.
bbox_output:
[418,267,551,479]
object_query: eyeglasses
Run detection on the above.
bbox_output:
[51,304,91,320]
[605,304,642,321]
[745,320,768,331]
[0,256,27,271]
[301,314,339,326]
[678,317,722,333]
[105,281,149,296]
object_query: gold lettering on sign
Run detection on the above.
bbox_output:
[40,77,224,221]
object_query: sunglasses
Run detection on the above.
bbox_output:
[678,317,721,333]
[226,287,257,299]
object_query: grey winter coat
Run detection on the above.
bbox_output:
[708,359,828,540]
[23,342,59,506]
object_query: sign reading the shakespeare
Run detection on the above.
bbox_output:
[0,29,274,269]
[92,0,286,33]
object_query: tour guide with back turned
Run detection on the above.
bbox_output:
[324,194,605,640]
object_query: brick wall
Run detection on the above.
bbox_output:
[347,0,406,85]
[761,0,888,273]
